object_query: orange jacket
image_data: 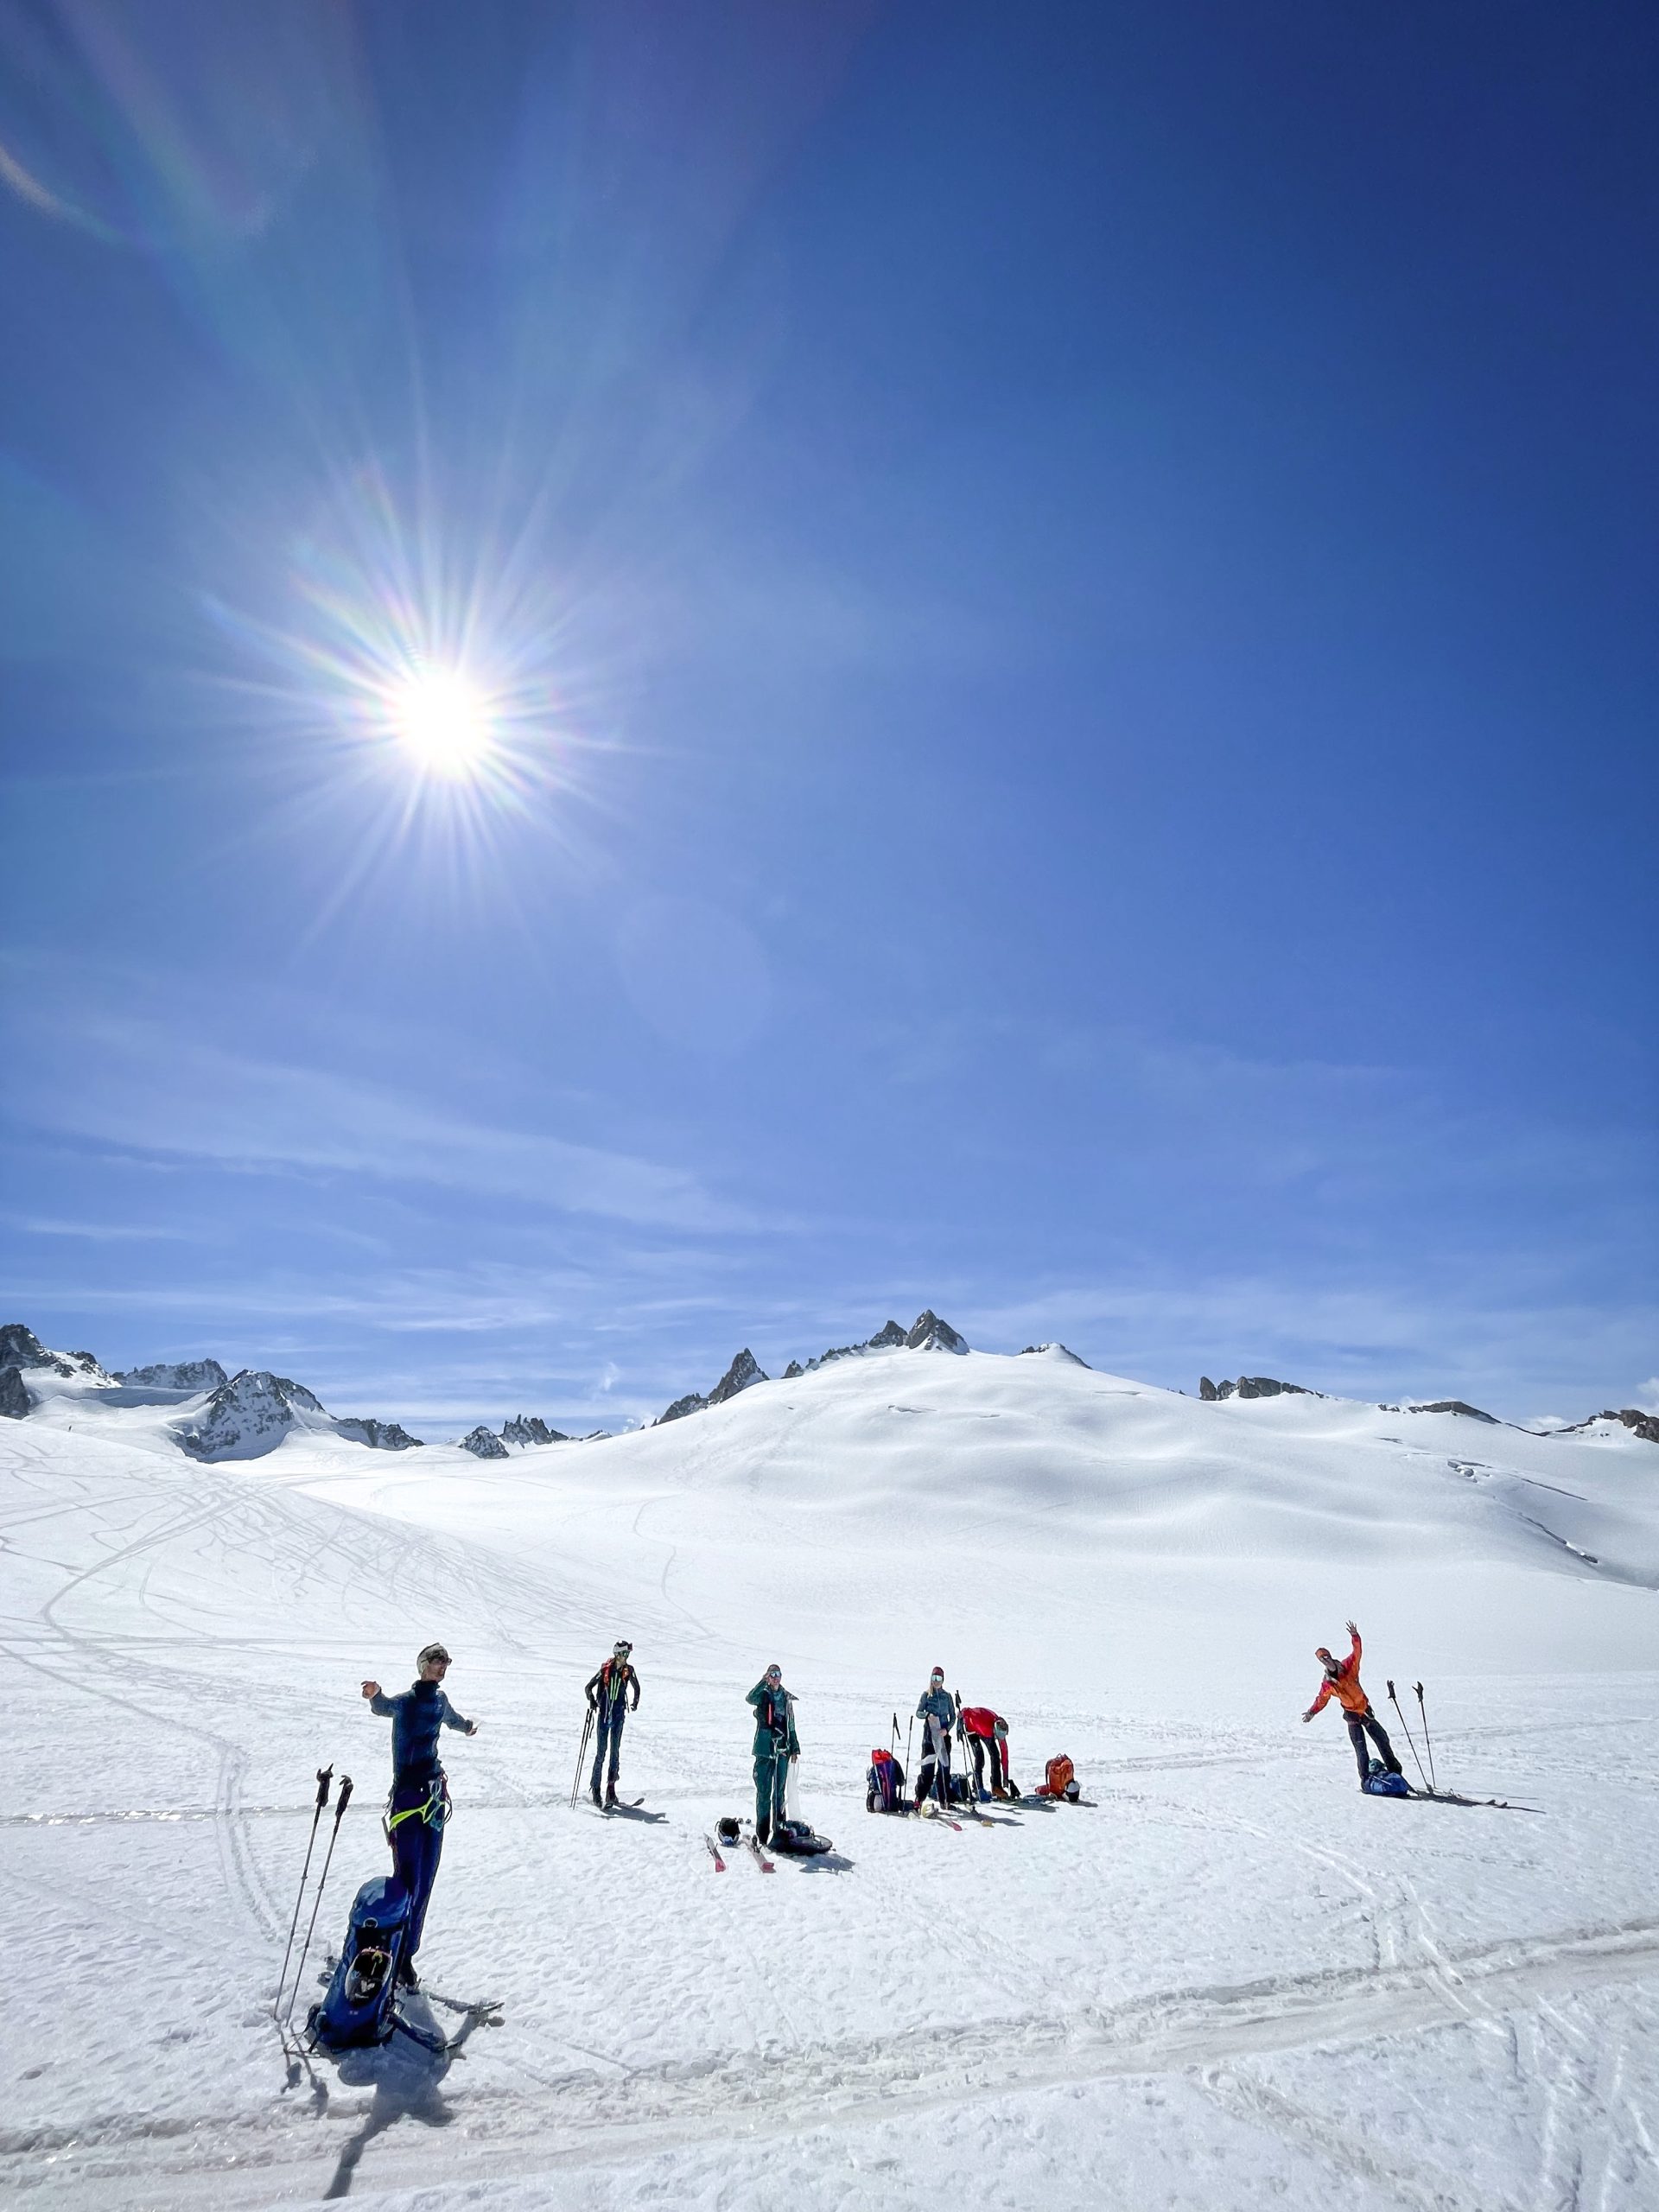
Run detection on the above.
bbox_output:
[1306,1630,1370,1719]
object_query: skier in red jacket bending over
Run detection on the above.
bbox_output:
[1302,1620,1404,1789]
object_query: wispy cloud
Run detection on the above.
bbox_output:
[10,1012,760,1235]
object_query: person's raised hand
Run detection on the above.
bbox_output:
[361,1680,380,1700]
[1345,1619,1358,1637]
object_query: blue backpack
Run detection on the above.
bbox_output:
[308,1875,410,2050]
[867,1747,906,1813]
[1363,1770,1410,1797]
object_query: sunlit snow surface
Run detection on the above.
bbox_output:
[5,1347,1657,2209]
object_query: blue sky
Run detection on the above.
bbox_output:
[2,2,1654,1432]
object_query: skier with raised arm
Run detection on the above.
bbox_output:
[747,1662,798,1846]
[360,1642,478,1987]
[915,1665,957,1812]
[1302,1620,1404,1790]
[584,1639,641,1808]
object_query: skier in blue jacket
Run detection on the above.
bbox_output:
[361,1642,477,1987]
[914,1666,956,1811]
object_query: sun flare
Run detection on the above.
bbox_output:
[385,668,495,780]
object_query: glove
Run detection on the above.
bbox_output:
[1300,1712,1313,1724]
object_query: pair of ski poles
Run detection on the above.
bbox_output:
[569,1704,594,1809]
[272,1765,354,2034]
[1385,1679,1438,1793]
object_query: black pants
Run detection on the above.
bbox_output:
[1346,1711,1402,1783]
[969,1735,1008,1795]
[915,1731,953,1808]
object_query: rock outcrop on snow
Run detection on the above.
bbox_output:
[333,1416,423,1450]
[708,1349,766,1406]
[656,1312,969,1424]
[176,1370,326,1462]
[0,1367,29,1421]
[1200,1375,1315,1402]
[1408,1399,1499,1424]
[501,1414,570,1446]
[116,1359,229,1393]
[1020,1343,1090,1366]
[459,1425,509,1459]
[0,1325,111,1384]
[657,1390,710,1426]
[1548,1408,1659,1446]
[905,1311,969,1354]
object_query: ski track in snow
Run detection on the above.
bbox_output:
[5,1348,1659,2209]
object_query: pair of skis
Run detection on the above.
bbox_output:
[704,1829,775,1871]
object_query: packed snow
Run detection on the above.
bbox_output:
[3,1332,1656,2209]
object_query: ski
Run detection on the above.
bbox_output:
[1417,1789,1544,1814]
[705,1833,727,1871]
[417,1986,504,2018]
[746,1834,776,1872]
[909,1804,962,1831]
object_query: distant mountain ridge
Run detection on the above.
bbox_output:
[1,1318,1652,1458]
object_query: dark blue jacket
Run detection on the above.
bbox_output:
[370,1679,474,1780]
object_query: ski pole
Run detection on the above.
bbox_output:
[272,1765,333,2020]
[1414,1681,1438,1795]
[1385,1681,1430,1792]
[283,1774,353,2031]
[906,1711,914,1802]
[569,1705,594,1809]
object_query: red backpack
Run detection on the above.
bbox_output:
[867,1747,905,1814]
[1042,1754,1076,1799]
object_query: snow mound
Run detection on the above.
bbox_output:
[1018,1342,1090,1366]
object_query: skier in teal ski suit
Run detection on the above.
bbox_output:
[747,1664,799,1845]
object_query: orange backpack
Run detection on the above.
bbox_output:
[1043,1754,1075,1798]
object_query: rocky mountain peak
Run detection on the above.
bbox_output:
[116,1358,229,1393]
[866,1320,909,1350]
[502,1414,569,1447]
[458,1425,509,1459]
[708,1349,767,1406]
[1019,1343,1090,1366]
[1199,1375,1314,1402]
[905,1310,969,1355]
[0,1324,111,1385]
[177,1369,325,1462]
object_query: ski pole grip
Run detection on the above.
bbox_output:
[315,1764,334,1807]
[336,1775,354,1815]
[1386,1679,1395,1698]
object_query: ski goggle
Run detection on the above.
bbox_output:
[765,1665,782,1681]
[613,1642,632,1656]
[418,1643,451,1666]
[930,1669,944,1683]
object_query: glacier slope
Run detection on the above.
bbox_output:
[3,1345,1656,2209]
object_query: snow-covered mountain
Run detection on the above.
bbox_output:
[116,1357,229,1392]
[3,1324,1658,2208]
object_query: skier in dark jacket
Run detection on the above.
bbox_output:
[361,1642,477,1986]
[584,1640,641,1808]
[747,1663,799,1845]
[1302,1621,1403,1789]
[914,1666,956,1810]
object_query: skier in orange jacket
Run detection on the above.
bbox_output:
[1302,1621,1404,1789]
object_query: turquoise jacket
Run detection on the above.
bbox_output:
[747,1679,800,1758]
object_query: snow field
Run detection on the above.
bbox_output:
[3,1344,1656,2207]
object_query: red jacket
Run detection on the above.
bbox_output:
[959,1706,1001,1739]
[1306,1630,1371,1719]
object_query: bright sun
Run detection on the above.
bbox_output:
[385,668,495,779]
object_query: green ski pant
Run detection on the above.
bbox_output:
[753,1749,788,1838]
